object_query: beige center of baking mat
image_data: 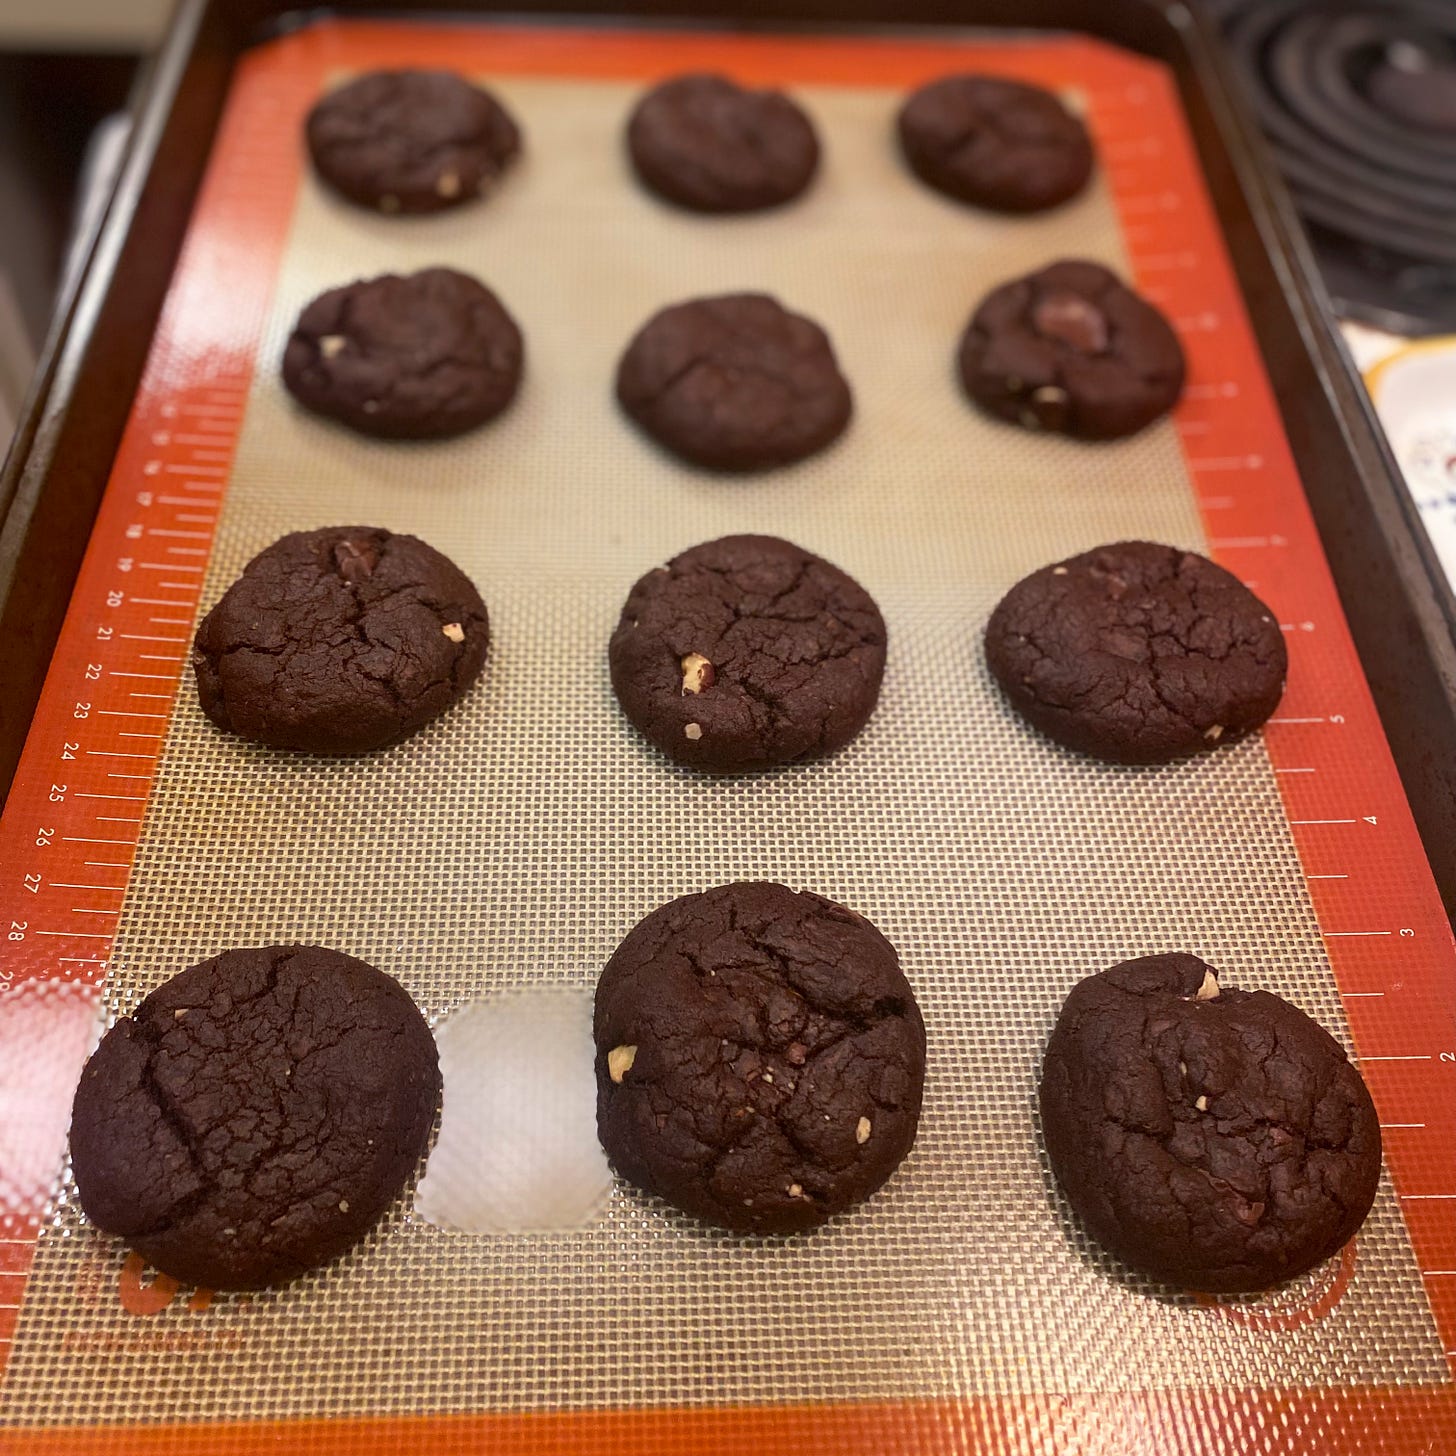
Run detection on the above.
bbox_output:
[0,69,1445,1427]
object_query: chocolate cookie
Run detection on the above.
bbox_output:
[958,260,1185,439]
[609,534,886,773]
[594,883,925,1235]
[70,945,440,1290]
[615,293,852,471]
[627,73,820,213]
[306,69,520,214]
[897,75,1093,213]
[282,268,523,440]
[193,526,489,757]
[1039,953,1381,1293]
[985,541,1285,764]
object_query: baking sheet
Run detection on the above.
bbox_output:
[0,18,1453,1453]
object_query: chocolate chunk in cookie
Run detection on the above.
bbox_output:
[70,945,440,1290]
[985,541,1285,764]
[282,268,523,440]
[897,75,1093,213]
[193,526,489,757]
[958,260,1184,440]
[1039,953,1381,1293]
[627,73,820,213]
[610,534,886,774]
[615,293,852,471]
[306,69,520,214]
[595,882,925,1235]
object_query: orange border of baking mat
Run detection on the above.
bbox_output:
[1,18,1453,1454]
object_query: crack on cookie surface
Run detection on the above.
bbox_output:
[958,260,1184,438]
[594,883,925,1234]
[192,526,489,756]
[609,534,885,773]
[70,946,440,1289]
[615,294,852,471]
[283,268,522,439]
[306,70,519,214]
[897,75,1093,213]
[628,75,820,213]
[1039,952,1380,1293]
[985,541,1285,763]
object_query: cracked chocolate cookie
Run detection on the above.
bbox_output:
[615,293,852,471]
[306,69,520,214]
[958,260,1185,440]
[609,534,886,773]
[70,945,440,1290]
[282,268,523,440]
[594,882,925,1234]
[627,73,820,213]
[1039,953,1381,1293]
[193,526,489,756]
[985,541,1285,764]
[897,75,1093,213]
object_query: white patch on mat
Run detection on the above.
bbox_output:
[416,987,610,1234]
[0,981,102,1228]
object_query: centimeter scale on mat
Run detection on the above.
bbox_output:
[0,20,1454,1441]
[0,371,248,1359]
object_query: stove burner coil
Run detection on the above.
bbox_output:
[1214,0,1456,333]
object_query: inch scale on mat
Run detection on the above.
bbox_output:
[1096,70,1456,1360]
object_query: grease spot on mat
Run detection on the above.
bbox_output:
[416,987,610,1233]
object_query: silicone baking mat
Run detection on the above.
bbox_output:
[1,17,1455,1455]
